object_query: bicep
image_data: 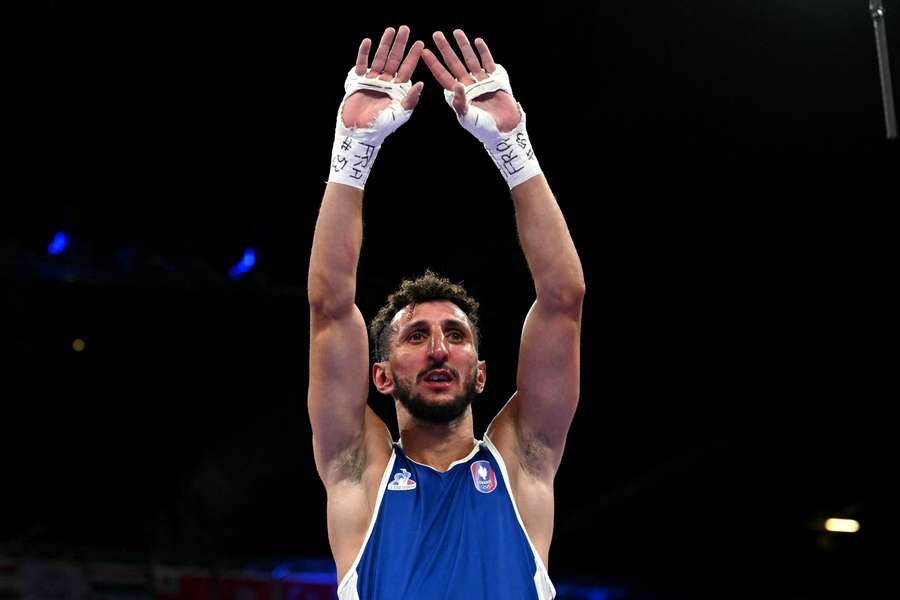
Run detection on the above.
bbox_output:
[513,299,582,466]
[308,305,372,481]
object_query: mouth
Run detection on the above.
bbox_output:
[421,369,454,389]
[424,381,452,390]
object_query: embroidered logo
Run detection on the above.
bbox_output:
[387,468,417,491]
[470,460,497,494]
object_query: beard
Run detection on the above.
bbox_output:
[393,367,478,424]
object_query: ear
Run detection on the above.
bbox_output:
[475,359,487,394]
[372,361,395,395]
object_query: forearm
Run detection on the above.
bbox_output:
[308,182,365,317]
[511,175,585,307]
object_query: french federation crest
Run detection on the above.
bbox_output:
[387,468,417,491]
[470,460,497,494]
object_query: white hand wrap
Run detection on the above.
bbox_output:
[443,64,542,189]
[328,68,414,190]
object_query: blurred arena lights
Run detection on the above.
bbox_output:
[270,563,337,585]
[228,247,257,280]
[47,232,69,255]
[553,582,627,600]
[824,518,860,533]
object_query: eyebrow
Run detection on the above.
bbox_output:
[399,318,471,336]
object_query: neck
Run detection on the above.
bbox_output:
[397,410,477,472]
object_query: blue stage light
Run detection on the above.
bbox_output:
[242,248,256,268]
[271,565,291,580]
[48,232,69,255]
[229,247,257,279]
[269,562,336,584]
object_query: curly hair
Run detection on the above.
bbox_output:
[368,270,481,362]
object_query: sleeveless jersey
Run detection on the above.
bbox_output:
[337,435,555,600]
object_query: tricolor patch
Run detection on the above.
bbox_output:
[470,460,497,494]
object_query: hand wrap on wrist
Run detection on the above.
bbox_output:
[328,68,413,190]
[442,64,542,189]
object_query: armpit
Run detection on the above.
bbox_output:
[517,430,554,480]
[331,442,367,484]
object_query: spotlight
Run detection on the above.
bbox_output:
[824,518,860,533]
[229,248,257,279]
[48,232,69,255]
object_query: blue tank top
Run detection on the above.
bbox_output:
[337,435,555,600]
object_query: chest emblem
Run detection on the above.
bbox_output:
[470,460,497,494]
[387,468,417,491]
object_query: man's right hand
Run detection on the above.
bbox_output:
[328,26,424,190]
[340,26,424,129]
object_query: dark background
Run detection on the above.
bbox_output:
[1,1,897,597]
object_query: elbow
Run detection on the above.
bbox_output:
[568,277,587,303]
[539,277,586,313]
[308,273,356,320]
[308,296,356,322]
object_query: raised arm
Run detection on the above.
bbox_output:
[423,30,584,479]
[508,173,585,475]
[308,26,424,487]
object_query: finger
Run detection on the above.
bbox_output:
[368,27,396,77]
[381,25,409,78]
[422,48,458,91]
[432,31,474,84]
[452,82,467,115]
[355,38,372,76]
[452,29,485,79]
[474,37,497,74]
[396,40,425,83]
[401,81,425,110]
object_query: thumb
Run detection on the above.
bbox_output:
[401,81,424,111]
[452,83,467,116]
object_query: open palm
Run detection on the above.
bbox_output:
[422,30,521,133]
[341,26,424,129]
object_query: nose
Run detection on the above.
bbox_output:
[427,331,449,362]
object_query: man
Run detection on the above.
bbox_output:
[308,25,584,599]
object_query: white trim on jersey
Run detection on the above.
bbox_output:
[398,438,481,473]
[483,434,557,600]
[337,450,398,600]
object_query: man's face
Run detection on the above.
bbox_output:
[379,300,485,424]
